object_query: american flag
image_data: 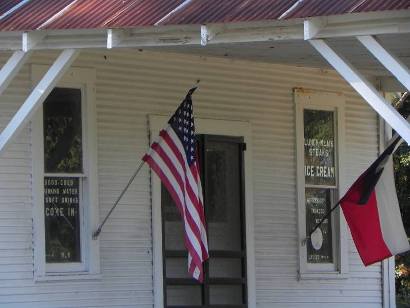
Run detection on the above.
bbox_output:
[143,87,209,281]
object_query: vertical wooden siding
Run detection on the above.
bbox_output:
[0,49,381,307]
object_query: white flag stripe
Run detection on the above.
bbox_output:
[166,129,203,199]
[149,151,204,257]
[375,158,410,254]
[162,131,204,224]
[144,95,208,281]
[150,150,185,209]
[158,138,186,181]
[157,137,204,234]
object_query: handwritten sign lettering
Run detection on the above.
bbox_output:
[306,188,333,263]
[304,110,336,186]
[44,177,81,263]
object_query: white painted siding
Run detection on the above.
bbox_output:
[0,49,381,307]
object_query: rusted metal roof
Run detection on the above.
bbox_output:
[284,0,410,19]
[0,0,407,31]
[158,0,300,25]
[0,0,23,17]
[284,0,358,19]
[352,0,410,13]
[41,0,186,30]
[0,0,76,31]
[104,0,185,28]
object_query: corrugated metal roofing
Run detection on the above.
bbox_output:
[158,0,300,25]
[352,0,410,13]
[41,0,186,30]
[285,0,410,19]
[0,0,407,31]
[0,0,23,17]
[0,0,76,31]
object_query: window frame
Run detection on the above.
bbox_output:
[295,88,349,279]
[149,115,256,308]
[32,65,100,281]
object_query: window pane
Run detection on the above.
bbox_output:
[166,285,202,306]
[162,185,186,251]
[44,87,82,173]
[209,258,243,278]
[44,177,81,263]
[306,188,333,263]
[209,285,244,305]
[206,141,242,251]
[165,258,191,279]
[304,109,336,186]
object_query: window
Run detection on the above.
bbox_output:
[44,88,83,266]
[295,88,348,278]
[32,66,99,279]
[162,135,247,307]
[150,116,256,308]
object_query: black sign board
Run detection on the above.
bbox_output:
[306,188,333,263]
[44,177,81,263]
[304,109,336,186]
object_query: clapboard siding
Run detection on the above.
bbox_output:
[0,49,382,307]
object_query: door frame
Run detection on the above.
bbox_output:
[148,115,255,308]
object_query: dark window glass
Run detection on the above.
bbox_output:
[44,177,81,263]
[44,88,82,174]
[306,188,333,263]
[303,109,337,264]
[209,285,243,305]
[206,141,241,252]
[162,135,247,307]
[304,109,336,186]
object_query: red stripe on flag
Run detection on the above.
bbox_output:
[143,155,204,268]
[143,155,203,265]
[160,130,186,170]
[341,177,392,266]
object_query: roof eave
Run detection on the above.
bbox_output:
[0,10,407,51]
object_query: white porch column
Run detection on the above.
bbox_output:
[0,49,79,154]
[309,39,410,145]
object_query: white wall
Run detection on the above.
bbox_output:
[0,49,381,307]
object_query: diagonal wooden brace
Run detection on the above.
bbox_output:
[0,49,79,154]
[310,39,410,145]
[0,50,31,96]
[357,35,410,91]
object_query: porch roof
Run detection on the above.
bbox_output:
[0,0,407,31]
[0,0,408,154]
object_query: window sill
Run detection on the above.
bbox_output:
[35,273,102,283]
[298,271,349,281]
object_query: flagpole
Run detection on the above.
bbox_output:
[92,160,145,239]
[305,200,341,242]
[92,83,201,240]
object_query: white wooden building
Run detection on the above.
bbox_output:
[0,1,409,307]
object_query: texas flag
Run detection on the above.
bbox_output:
[340,134,410,266]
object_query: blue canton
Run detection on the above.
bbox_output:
[169,94,196,166]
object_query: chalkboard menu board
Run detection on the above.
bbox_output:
[305,188,333,263]
[44,177,81,263]
[304,109,336,187]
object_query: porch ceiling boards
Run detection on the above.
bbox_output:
[0,0,407,31]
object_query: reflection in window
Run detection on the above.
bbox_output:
[305,188,333,263]
[44,88,82,173]
[304,109,337,264]
[44,177,81,263]
[43,87,83,264]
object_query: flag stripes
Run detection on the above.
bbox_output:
[143,90,208,281]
